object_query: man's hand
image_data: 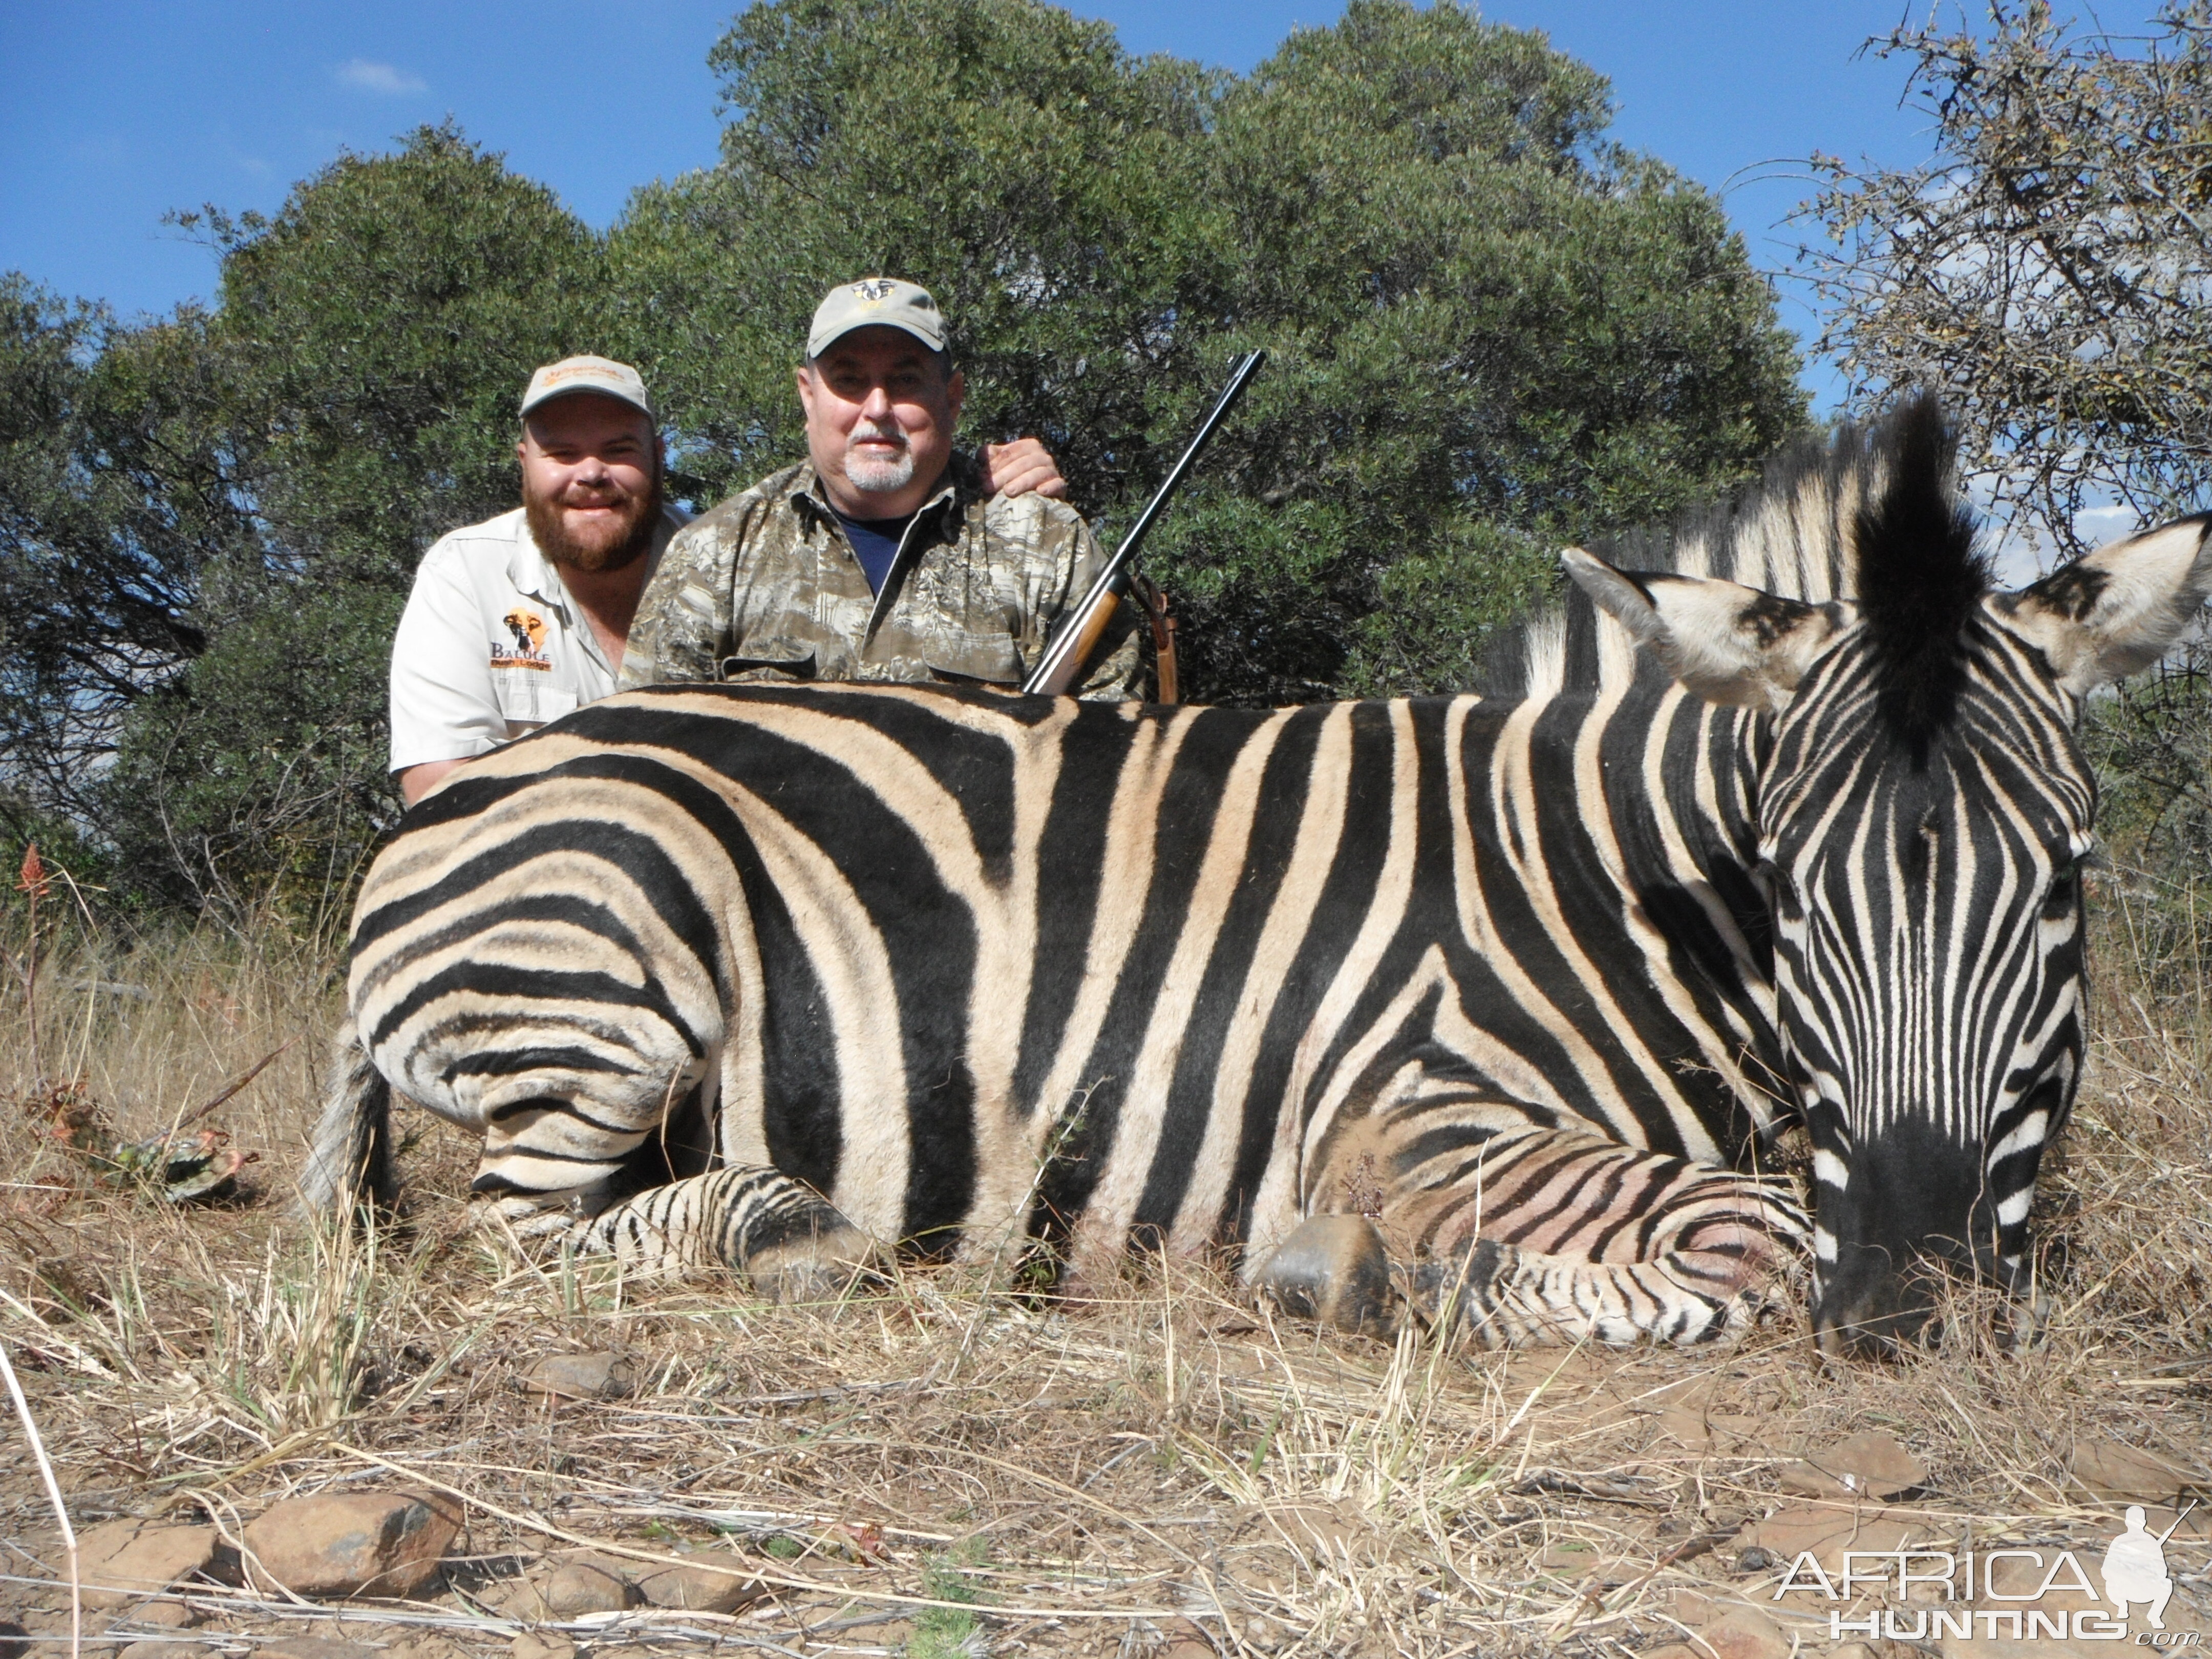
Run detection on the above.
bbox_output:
[398,758,465,806]
[982,437,1069,500]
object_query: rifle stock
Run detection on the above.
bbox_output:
[1022,351,1265,696]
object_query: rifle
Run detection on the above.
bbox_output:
[2156,1499,2199,1544]
[1022,350,1266,696]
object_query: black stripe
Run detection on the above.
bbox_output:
[1134,708,1325,1233]
[371,963,696,1055]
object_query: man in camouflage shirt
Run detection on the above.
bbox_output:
[619,278,1142,699]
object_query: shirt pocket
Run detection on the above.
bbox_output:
[491,668,577,736]
[922,630,1025,687]
[720,646,817,683]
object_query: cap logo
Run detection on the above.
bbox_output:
[853,280,897,302]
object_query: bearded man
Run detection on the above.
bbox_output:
[390,353,1072,805]
[619,278,1142,700]
[387,356,676,804]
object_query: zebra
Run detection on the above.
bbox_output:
[306,396,2211,1355]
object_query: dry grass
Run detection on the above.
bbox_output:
[0,886,2206,1659]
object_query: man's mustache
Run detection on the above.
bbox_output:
[850,423,908,448]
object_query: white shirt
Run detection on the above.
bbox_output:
[388,505,689,773]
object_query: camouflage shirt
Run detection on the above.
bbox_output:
[619,452,1143,699]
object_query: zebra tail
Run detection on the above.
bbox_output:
[296,1013,398,1218]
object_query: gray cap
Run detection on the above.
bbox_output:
[806,278,947,358]
[520,355,654,420]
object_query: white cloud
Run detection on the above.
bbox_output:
[1963,475,2151,589]
[337,59,427,96]
[2071,503,2139,544]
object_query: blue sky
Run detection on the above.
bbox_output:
[0,2,2153,413]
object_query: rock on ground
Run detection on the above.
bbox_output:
[1776,1431,1928,1500]
[2068,1438,2206,1504]
[632,1557,760,1613]
[1690,1606,1794,1659]
[242,1490,462,1599]
[1742,1500,1928,1577]
[537,1552,637,1618]
[487,1547,759,1618]
[121,1602,195,1630]
[519,1352,636,1402]
[75,1520,232,1611]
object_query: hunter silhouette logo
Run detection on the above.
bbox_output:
[854,279,896,302]
[2103,1503,2195,1629]
[492,608,550,669]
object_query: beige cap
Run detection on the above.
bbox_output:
[806,278,947,358]
[519,355,653,420]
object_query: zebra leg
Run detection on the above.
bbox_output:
[1410,1230,1787,1348]
[566,1166,880,1303]
[1391,1129,1807,1348]
[436,1050,714,1243]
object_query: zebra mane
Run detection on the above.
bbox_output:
[1479,395,1989,705]
[1852,393,1993,748]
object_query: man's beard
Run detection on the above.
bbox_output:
[843,424,916,497]
[525,474,663,573]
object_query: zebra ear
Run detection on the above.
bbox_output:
[1997,515,2212,695]
[1562,547,1851,709]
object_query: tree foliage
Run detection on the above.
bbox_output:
[3,127,605,916]
[0,285,258,828]
[1804,3,2212,917]
[1194,2,1807,697]
[1807,1,2212,554]
[620,0,1806,701]
[4,2,1806,919]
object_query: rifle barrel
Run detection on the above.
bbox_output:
[1022,350,1265,695]
[2156,1498,2199,1544]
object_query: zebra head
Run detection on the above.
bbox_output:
[1566,397,2212,1357]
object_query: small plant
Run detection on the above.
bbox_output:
[8,844,51,1084]
[204,1208,386,1434]
[910,1539,989,1659]
[19,1074,259,1205]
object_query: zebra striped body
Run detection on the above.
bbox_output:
[316,398,2212,1353]
[338,677,1806,1344]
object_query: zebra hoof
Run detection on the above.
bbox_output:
[2003,1287,2055,1352]
[743,1223,878,1306]
[1254,1214,1397,1336]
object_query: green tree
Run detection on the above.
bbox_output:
[203,121,609,590]
[2,126,608,917]
[0,280,260,835]
[619,0,1805,703]
[1180,0,1809,699]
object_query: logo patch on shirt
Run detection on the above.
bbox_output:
[492,607,551,670]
